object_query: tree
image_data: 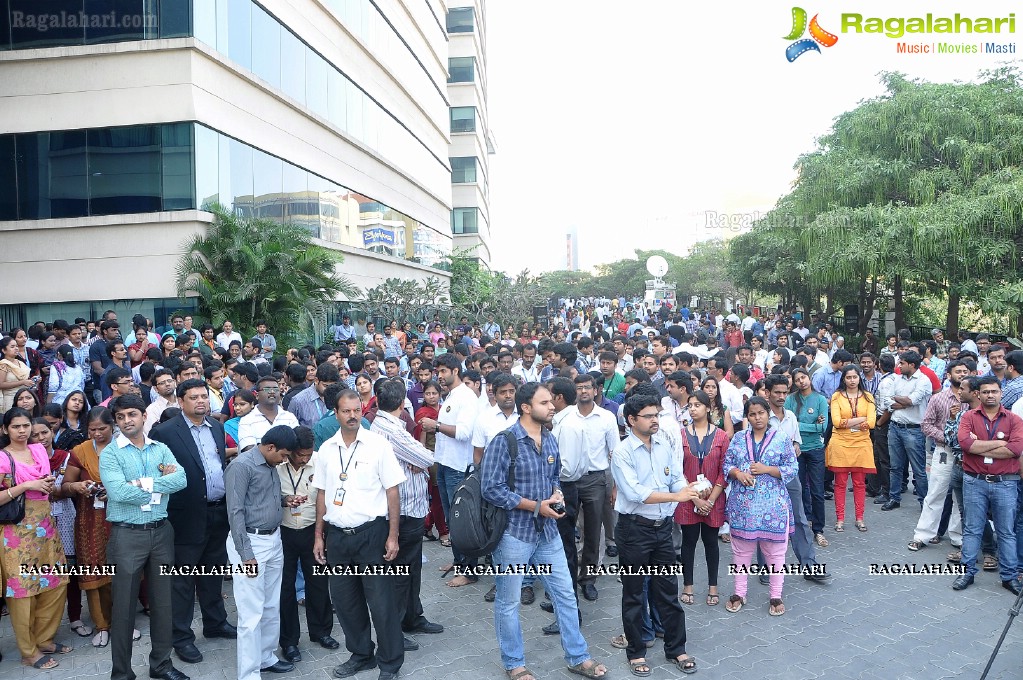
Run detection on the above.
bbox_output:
[354,276,449,324]
[176,204,356,342]
[447,253,551,327]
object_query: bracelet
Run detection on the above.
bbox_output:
[6,488,14,500]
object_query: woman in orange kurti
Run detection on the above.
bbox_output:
[826,365,876,533]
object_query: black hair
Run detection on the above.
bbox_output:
[435,353,461,374]
[901,350,923,368]
[293,425,315,451]
[105,367,132,388]
[376,379,407,412]
[0,407,33,448]
[489,372,518,393]
[731,364,750,384]
[175,378,208,399]
[744,396,771,418]
[333,388,361,410]
[546,376,577,406]
[623,393,660,423]
[347,354,365,374]
[624,368,651,384]
[765,374,789,392]
[110,394,147,415]
[514,382,546,413]
[261,424,298,451]
[316,363,341,383]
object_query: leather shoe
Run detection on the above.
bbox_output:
[1003,579,1023,596]
[378,672,400,680]
[403,635,419,651]
[203,624,237,639]
[873,494,890,505]
[758,574,770,586]
[605,545,619,558]
[484,584,497,602]
[150,668,190,680]
[312,635,340,650]
[333,658,377,678]
[880,500,901,511]
[174,644,203,664]
[952,574,975,591]
[804,567,832,582]
[520,586,535,605]
[540,600,554,613]
[542,621,560,635]
[261,661,294,673]
[581,583,598,601]
[403,621,443,635]
[281,646,301,663]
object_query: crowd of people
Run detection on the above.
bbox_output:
[0,300,1022,679]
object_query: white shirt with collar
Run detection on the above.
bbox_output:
[569,402,619,473]
[512,362,541,384]
[769,408,802,450]
[716,379,745,424]
[143,394,177,437]
[311,427,405,529]
[552,406,588,483]
[215,331,242,350]
[278,452,318,529]
[471,405,519,450]
[433,383,478,471]
[237,407,300,451]
[890,370,932,425]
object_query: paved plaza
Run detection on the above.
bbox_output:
[1,501,1021,680]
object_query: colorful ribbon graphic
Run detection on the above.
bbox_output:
[784,7,838,62]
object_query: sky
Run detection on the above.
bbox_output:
[484,1,1019,274]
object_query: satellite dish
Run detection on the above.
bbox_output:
[646,255,669,278]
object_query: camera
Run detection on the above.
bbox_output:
[550,502,566,514]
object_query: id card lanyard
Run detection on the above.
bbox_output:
[333,441,359,507]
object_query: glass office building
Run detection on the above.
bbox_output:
[0,0,456,323]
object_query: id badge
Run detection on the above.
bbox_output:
[151,493,162,506]
[93,497,105,509]
[141,504,151,512]
[333,487,346,507]
[291,506,303,516]
[984,457,994,464]
[139,477,154,492]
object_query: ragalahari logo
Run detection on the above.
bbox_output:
[784,7,838,61]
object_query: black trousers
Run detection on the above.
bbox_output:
[867,424,891,496]
[555,481,581,594]
[616,516,687,661]
[172,504,230,648]
[679,523,719,587]
[280,524,333,646]
[394,515,428,631]
[326,518,403,674]
[575,471,608,586]
[108,522,175,680]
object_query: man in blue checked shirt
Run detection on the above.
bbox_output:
[100,395,188,680]
[481,383,608,680]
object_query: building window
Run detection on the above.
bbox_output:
[450,157,477,183]
[448,57,474,83]
[450,107,476,133]
[451,207,478,234]
[446,7,473,33]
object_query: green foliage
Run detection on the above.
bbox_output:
[175,204,357,342]
[447,251,550,327]
[354,277,449,323]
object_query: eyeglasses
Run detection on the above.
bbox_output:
[115,381,134,386]
[259,387,281,393]
[634,413,660,420]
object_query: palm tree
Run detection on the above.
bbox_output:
[176,204,357,341]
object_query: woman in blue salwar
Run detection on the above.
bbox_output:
[722,397,798,616]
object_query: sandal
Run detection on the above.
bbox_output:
[133,629,141,642]
[679,590,694,605]
[610,634,629,649]
[769,598,786,616]
[567,660,608,678]
[817,531,831,545]
[439,536,452,548]
[725,594,745,613]
[424,531,439,541]
[628,659,652,677]
[984,554,999,571]
[669,655,697,675]
[719,533,731,543]
[706,592,719,606]
[92,630,109,648]
[908,540,926,552]
[39,643,72,655]
[856,521,867,532]
[928,536,942,544]
[70,620,93,637]
[506,668,537,680]
[24,654,58,669]
[947,550,962,563]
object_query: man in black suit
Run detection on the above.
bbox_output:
[151,378,237,664]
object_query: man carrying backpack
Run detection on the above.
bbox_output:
[480,383,608,680]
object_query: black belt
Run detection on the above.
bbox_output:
[111,519,166,530]
[330,517,384,536]
[891,422,921,428]
[207,499,225,507]
[622,514,670,528]
[582,470,606,476]
[964,471,1021,483]
[246,527,278,535]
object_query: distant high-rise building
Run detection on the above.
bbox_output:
[566,227,579,271]
[447,0,495,268]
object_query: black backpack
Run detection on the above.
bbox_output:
[448,430,518,559]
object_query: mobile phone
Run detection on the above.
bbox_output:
[551,502,566,514]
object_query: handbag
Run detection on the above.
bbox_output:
[0,449,27,524]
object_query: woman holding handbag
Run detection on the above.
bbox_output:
[0,407,70,669]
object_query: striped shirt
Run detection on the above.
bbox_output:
[370,410,434,518]
[922,388,958,444]
[99,434,187,524]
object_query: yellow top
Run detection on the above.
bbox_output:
[826,391,876,471]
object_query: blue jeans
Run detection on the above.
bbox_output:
[492,533,591,670]
[961,475,1018,581]
[888,425,927,504]
[1016,480,1023,575]
[799,448,826,534]
[951,464,997,553]
[436,464,469,565]
[295,559,305,601]
[639,577,661,642]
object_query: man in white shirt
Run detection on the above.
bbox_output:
[143,369,178,437]
[612,336,634,375]
[311,391,406,680]
[883,351,933,511]
[237,377,300,451]
[215,320,243,350]
[416,354,479,586]
[511,344,541,384]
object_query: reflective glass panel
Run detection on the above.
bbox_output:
[251,4,280,89]
[87,125,162,214]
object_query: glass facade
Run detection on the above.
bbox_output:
[450,107,476,133]
[0,0,178,49]
[451,207,479,234]
[446,7,473,33]
[0,122,451,268]
[448,56,474,83]
[450,156,477,184]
